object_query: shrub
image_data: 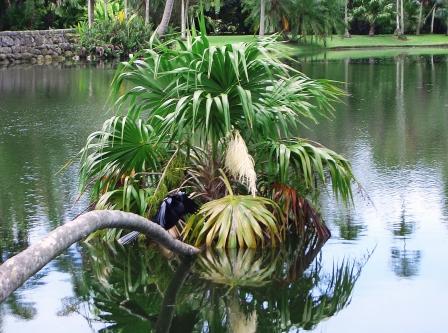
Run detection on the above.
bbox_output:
[76,14,153,58]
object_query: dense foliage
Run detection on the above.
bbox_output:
[2,0,448,36]
[76,14,153,58]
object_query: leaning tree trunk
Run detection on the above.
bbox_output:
[259,0,266,37]
[416,0,423,35]
[87,0,94,28]
[156,0,175,37]
[0,210,199,302]
[431,6,436,33]
[369,23,375,36]
[344,0,351,38]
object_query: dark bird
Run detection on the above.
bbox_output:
[118,192,198,245]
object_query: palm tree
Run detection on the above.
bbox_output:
[353,0,394,36]
[242,0,291,35]
[80,29,355,248]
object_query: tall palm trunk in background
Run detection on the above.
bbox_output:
[400,0,405,34]
[416,0,423,35]
[344,0,350,37]
[181,0,186,39]
[156,0,175,36]
[87,0,94,28]
[395,0,401,35]
[145,0,150,24]
[369,23,375,36]
[124,0,127,19]
[104,0,108,19]
[259,0,265,36]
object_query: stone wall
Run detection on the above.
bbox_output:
[0,29,78,65]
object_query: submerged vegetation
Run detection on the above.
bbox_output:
[79,21,356,248]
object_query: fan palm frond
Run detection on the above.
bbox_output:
[183,176,281,248]
[260,138,355,202]
[79,116,167,197]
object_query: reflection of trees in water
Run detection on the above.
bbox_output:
[391,245,421,278]
[392,204,415,238]
[0,65,113,258]
[332,213,366,241]
[390,204,421,278]
[60,233,368,332]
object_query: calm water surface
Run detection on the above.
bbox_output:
[1,54,448,332]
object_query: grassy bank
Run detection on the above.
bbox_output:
[323,34,448,48]
[209,34,448,49]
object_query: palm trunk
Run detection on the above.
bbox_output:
[104,0,108,20]
[400,0,405,34]
[431,6,436,33]
[259,0,265,37]
[181,0,186,39]
[344,0,350,37]
[369,23,375,36]
[395,0,400,35]
[416,1,423,35]
[87,0,94,28]
[156,0,175,37]
[145,0,150,25]
[0,210,199,303]
[124,0,127,19]
[185,0,189,30]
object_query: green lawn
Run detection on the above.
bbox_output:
[323,34,448,48]
[208,34,448,49]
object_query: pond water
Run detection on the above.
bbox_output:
[1,53,448,332]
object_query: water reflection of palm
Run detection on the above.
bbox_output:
[64,235,365,332]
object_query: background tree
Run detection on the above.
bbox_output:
[436,0,448,34]
[352,0,394,36]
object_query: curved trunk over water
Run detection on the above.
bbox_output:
[0,210,199,302]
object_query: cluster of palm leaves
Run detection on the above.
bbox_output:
[79,21,356,248]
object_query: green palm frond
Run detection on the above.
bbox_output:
[259,138,355,202]
[79,116,167,197]
[183,194,281,248]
